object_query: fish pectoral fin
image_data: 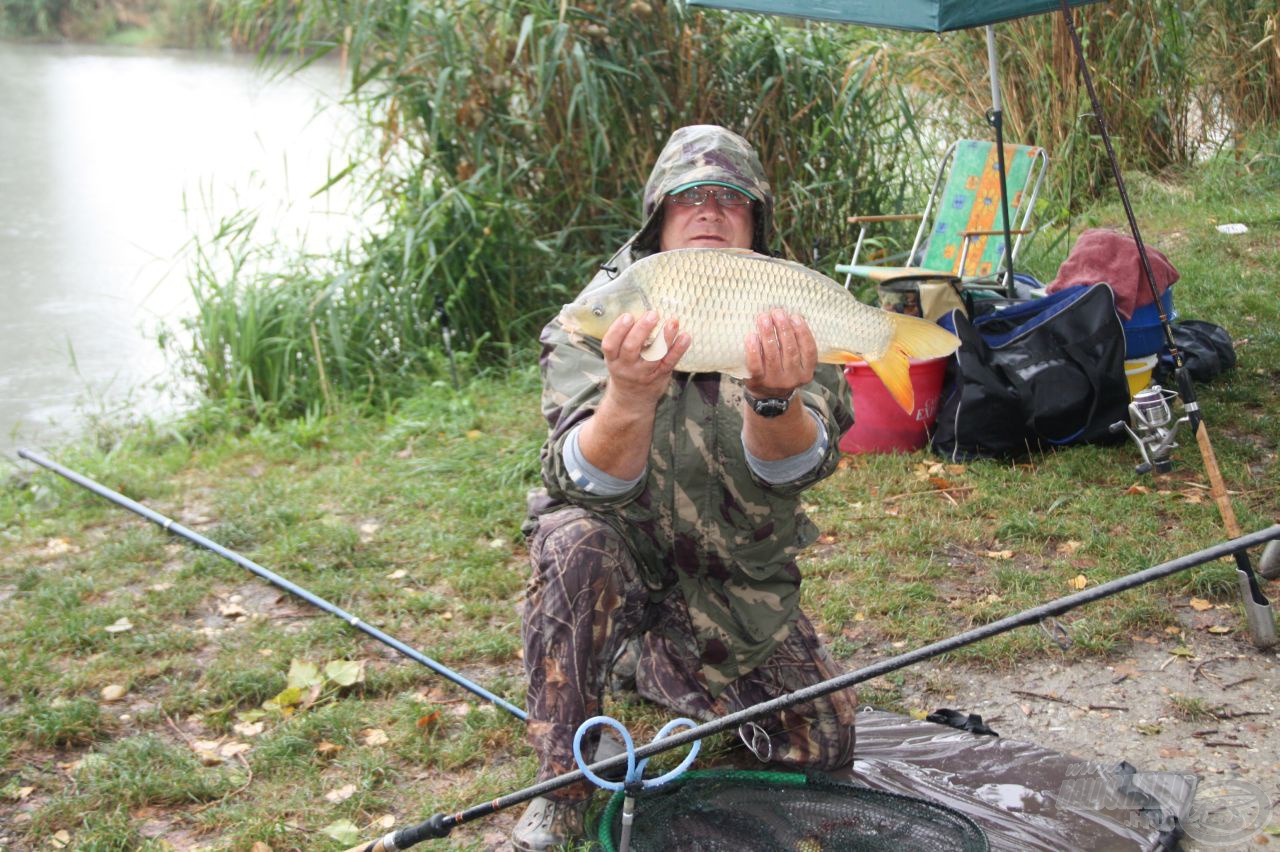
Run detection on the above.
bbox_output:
[866,344,916,414]
[640,332,669,362]
[819,348,866,365]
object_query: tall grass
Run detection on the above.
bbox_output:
[188,0,926,413]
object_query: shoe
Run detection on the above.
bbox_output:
[592,728,628,783]
[511,796,588,851]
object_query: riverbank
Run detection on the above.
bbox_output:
[2,161,1278,847]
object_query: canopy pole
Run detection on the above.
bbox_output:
[1054,0,1275,649]
[985,26,1016,298]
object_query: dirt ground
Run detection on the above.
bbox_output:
[886,608,1279,851]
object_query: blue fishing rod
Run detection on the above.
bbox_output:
[17,449,527,722]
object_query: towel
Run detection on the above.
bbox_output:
[1047,229,1179,320]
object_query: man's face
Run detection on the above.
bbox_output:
[658,185,755,252]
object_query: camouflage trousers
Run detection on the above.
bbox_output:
[522,507,857,802]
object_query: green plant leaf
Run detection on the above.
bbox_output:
[266,686,304,711]
[286,658,323,690]
[321,819,361,845]
[325,659,366,687]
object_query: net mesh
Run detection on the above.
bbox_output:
[599,770,988,852]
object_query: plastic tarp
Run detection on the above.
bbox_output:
[685,0,1104,33]
[830,709,1195,851]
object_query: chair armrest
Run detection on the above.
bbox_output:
[960,228,1032,237]
[848,214,924,224]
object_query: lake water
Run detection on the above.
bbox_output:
[0,41,364,464]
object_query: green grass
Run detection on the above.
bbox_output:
[2,139,1279,847]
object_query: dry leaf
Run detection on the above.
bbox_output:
[1069,575,1088,590]
[148,582,173,592]
[1189,598,1214,612]
[50,830,72,848]
[928,477,955,491]
[985,550,1014,560]
[100,684,127,703]
[316,740,344,757]
[325,783,357,803]
[984,593,1002,604]
[220,741,251,759]
[387,569,408,580]
[7,785,34,801]
[233,721,265,738]
[320,820,361,845]
[1207,625,1232,635]
[488,537,509,550]
[219,603,249,617]
[1057,540,1083,555]
[1125,484,1150,495]
[44,538,77,555]
[1165,626,1184,635]
[416,710,442,735]
[360,728,389,747]
[374,814,397,830]
[466,429,483,440]
[250,842,273,852]
[104,618,134,633]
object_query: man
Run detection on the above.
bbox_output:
[515,124,857,850]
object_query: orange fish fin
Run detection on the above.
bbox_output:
[865,344,915,414]
[886,312,961,361]
[819,349,865,365]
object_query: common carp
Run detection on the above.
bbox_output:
[559,248,960,413]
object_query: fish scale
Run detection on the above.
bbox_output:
[561,248,959,413]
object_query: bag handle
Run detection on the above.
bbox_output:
[1003,340,1104,445]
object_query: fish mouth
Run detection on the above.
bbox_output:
[558,304,581,333]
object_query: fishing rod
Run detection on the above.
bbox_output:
[16,449,527,722]
[1056,0,1276,649]
[344,525,1280,851]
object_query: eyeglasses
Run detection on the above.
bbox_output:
[666,186,754,208]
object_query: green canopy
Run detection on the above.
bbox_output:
[684,0,1103,32]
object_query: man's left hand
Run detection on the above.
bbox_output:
[744,309,817,399]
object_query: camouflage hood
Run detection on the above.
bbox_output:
[631,124,774,256]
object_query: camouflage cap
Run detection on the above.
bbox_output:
[632,125,775,255]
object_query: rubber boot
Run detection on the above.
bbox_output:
[511,796,588,851]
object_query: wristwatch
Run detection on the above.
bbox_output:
[743,388,797,418]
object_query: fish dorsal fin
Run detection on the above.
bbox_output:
[641,330,669,362]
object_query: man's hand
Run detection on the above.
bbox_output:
[744,309,817,399]
[577,310,690,481]
[601,310,690,412]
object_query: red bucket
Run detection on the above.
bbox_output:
[839,357,949,454]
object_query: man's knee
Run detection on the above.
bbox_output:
[531,511,631,594]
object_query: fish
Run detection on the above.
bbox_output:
[559,248,960,413]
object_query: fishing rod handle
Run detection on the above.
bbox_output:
[343,814,452,852]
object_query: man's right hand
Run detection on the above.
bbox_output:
[577,311,690,482]
[600,311,690,411]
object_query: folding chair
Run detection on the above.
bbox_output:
[834,139,1048,310]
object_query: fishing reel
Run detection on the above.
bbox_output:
[1109,385,1189,475]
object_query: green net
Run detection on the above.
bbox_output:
[598,770,988,852]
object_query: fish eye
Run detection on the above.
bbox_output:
[591,304,605,318]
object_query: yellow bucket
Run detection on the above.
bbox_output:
[1124,353,1159,398]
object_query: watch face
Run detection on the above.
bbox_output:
[750,395,790,418]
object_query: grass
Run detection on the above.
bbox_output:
[2,138,1279,847]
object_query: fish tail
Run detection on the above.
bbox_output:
[865,345,915,414]
[867,314,960,414]
[886,312,962,361]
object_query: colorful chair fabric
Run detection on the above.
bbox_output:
[835,139,1048,291]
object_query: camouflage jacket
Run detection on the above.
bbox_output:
[526,125,853,695]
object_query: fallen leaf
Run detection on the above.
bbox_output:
[316,740,344,757]
[386,569,408,580]
[1136,723,1162,736]
[219,603,249,617]
[104,618,134,633]
[1125,484,1151,495]
[148,582,173,592]
[233,721,264,738]
[945,464,966,475]
[928,477,955,491]
[249,842,273,852]
[5,785,34,801]
[1112,662,1142,680]
[320,820,361,845]
[1159,747,1192,758]
[466,429,483,440]
[100,684,128,702]
[1169,646,1196,658]
[1057,540,1083,555]
[1190,598,1214,612]
[325,660,366,687]
[984,550,1014,560]
[1165,626,1184,635]
[44,537,77,555]
[325,783,357,803]
[286,659,324,690]
[360,728,389,747]
[374,814,397,830]
[192,740,224,765]
[1069,575,1088,591]
[1020,704,1032,717]
[220,741,251,758]
[416,710,442,735]
[488,537,509,550]
[1207,625,1233,635]
[50,829,72,848]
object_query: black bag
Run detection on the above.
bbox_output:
[932,284,1130,460]
[1153,320,1237,384]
